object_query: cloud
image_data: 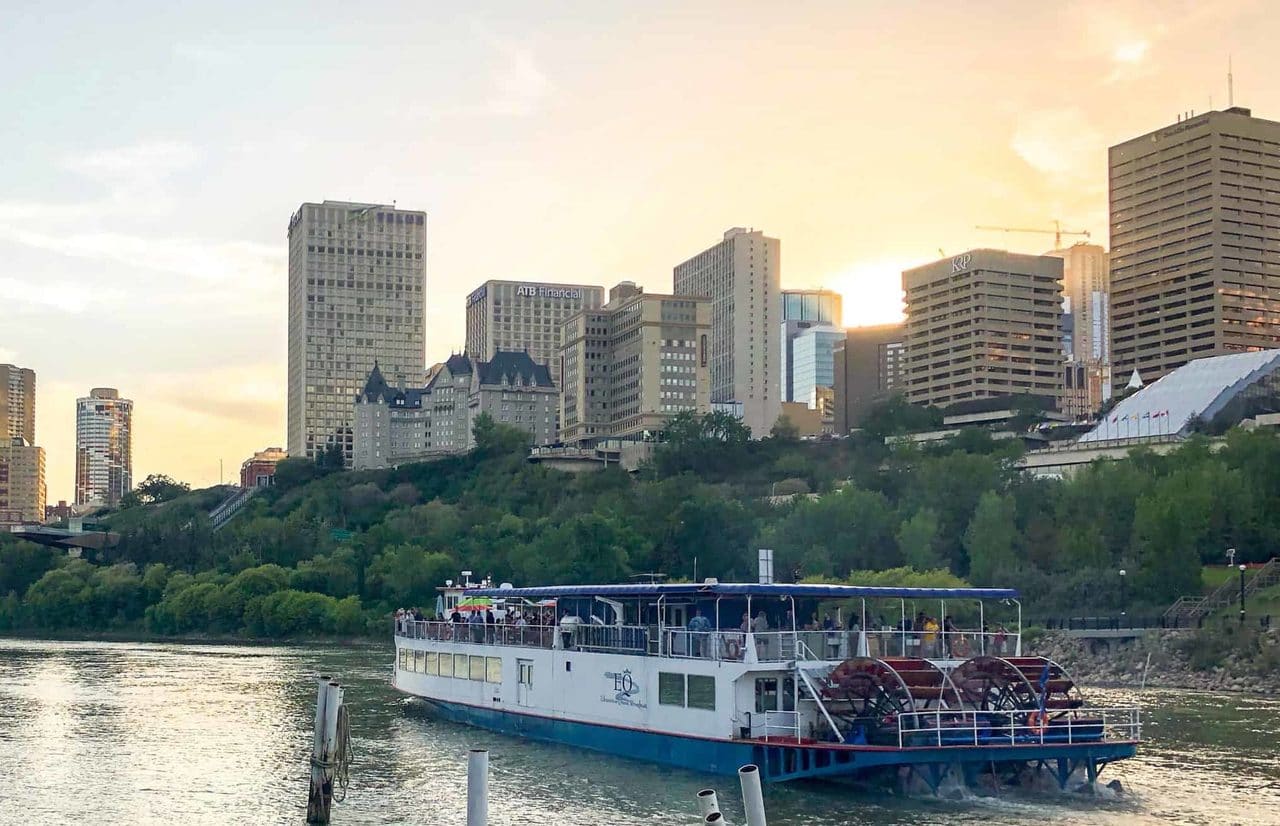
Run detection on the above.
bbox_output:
[486,41,553,116]
[0,347,17,364]
[0,276,98,314]
[1010,108,1104,184]
[172,43,238,66]
[63,141,199,182]
[1112,40,1149,65]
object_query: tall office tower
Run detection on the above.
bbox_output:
[673,227,781,437]
[0,364,36,446]
[780,289,843,402]
[902,250,1063,408]
[0,439,46,526]
[1048,243,1112,417]
[464,280,604,389]
[74,387,132,507]
[287,200,427,465]
[832,323,906,434]
[1110,107,1280,392]
[1047,243,1110,363]
[559,282,711,445]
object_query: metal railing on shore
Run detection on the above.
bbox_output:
[896,707,1142,749]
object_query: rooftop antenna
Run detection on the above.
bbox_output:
[1228,55,1234,107]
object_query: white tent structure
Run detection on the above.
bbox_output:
[1079,349,1280,444]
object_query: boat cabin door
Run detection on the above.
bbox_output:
[517,659,533,707]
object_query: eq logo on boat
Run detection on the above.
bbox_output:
[602,670,647,709]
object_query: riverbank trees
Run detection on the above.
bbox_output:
[2,415,1279,638]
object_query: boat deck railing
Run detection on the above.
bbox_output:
[394,620,1021,665]
[895,707,1141,749]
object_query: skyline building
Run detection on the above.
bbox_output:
[832,323,906,434]
[1109,106,1280,392]
[0,438,46,526]
[0,363,35,446]
[673,227,781,437]
[902,250,1064,408]
[780,288,843,403]
[791,325,846,410]
[287,200,427,466]
[559,282,711,445]
[1048,243,1111,417]
[464,279,605,391]
[74,387,132,507]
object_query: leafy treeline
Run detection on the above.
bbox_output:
[2,409,1279,638]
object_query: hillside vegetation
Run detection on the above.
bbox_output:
[3,410,1279,639]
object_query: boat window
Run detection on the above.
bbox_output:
[469,655,487,681]
[755,678,779,713]
[439,652,454,677]
[658,672,685,706]
[455,653,469,678]
[518,660,533,687]
[398,648,408,670]
[687,675,716,711]
[413,650,424,673]
[486,657,502,684]
[424,651,438,676]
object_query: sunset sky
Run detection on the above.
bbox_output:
[3,0,1277,501]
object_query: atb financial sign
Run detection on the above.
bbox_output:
[467,283,587,307]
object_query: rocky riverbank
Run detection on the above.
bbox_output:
[1030,627,1280,696]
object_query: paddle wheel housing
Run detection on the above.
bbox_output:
[817,657,959,744]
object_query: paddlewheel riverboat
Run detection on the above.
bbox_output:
[393,580,1140,792]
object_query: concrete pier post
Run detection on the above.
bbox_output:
[467,749,489,826]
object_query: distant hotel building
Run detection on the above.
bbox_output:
[287,200,427,466]
[780,289,843,403]
[559,282,711,445]
[353,352,557,470]
[465,280,605,390]
[902,251,1063,408]
[0,439,45,526]
[1109,107,1280,392]
[674,227,780,437]
[75,387,132,507]
[0,364,35,446]
[832,323,906,433]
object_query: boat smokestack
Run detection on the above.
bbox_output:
[757,549,774,585]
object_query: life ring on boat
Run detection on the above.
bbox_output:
[724,638,743,660]
[1026,710,1049,734]
[951,636,971,657]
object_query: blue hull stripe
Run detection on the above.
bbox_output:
[417,697,1137,781]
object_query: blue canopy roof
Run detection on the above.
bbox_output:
[464,582,1018,601]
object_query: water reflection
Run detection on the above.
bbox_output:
[0,639,1276,825]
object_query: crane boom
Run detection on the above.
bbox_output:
[975,222,1091,249]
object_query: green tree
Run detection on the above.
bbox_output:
[471,412,531,456]
[897,508,942,570]
[963,491,1019,586]
[125,474,192,507]
[770,415,800,442]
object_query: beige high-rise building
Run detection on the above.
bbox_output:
[464,280,605,389]
[1109,107,1280,392]
[560,282,710,445]
[0,439,46,526]
[0,364,35,446]
[902,250,1063,408]
[673,227,780,437]
[287,200,427,465]
[1048,243,1110,363]
[75,387,132,507]
[832,324,906,433]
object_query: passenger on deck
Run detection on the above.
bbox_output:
[687,608,712,657]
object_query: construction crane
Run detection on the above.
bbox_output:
[975,220,1091,249]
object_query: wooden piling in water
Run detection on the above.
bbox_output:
[307,678,343,824]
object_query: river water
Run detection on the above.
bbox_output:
[0,638,1277,825]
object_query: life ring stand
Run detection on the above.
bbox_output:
[1026,709,1049,735]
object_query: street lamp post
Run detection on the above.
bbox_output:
[1119,569,1127,618]
[1239,563,1248,625]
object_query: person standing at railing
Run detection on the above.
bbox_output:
[687,608,711,657]
[994,623,1008,655]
